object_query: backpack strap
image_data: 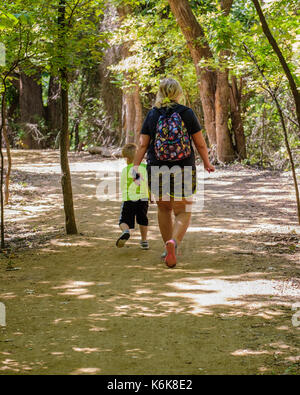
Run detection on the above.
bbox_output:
[153,106,164,117]
[153,105,189,117]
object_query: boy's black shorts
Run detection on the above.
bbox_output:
[119,200,149,229]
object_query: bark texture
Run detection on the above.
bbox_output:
[215,0,236,162]
[2,101,12,205]
[47,76,62,138]
[168,0,217,145]
[122,85,143,144]
[230,76,246,159]
[19,71,45,149]
[215,69,235,162]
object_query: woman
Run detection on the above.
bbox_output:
[133,78,215,268]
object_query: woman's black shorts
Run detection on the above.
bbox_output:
[147,165,196,200]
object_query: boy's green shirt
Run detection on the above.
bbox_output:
[121,163,149,202]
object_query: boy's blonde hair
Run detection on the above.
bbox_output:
[155,78,183,108]
[122,143,137,162]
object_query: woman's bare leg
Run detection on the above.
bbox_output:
[172,200,192,245]
[157,200,173,243]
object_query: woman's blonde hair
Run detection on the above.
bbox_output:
[155,78,183,108]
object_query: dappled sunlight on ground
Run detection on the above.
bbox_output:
[163,277,299,316]
[0,150,299,375]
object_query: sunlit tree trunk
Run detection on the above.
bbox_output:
[133,85,143,144]
[122,85,143,144]
[168,0,217,146]
[215,68,235,162]
[215,0,235,162]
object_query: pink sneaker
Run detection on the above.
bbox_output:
[165,239,177,268]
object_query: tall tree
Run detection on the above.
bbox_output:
[167,0,217,146]
[167,0,238,162]
[57,0,77,234]
[0,6,38,249]
[43,0,106,233]
[215,0,235,162]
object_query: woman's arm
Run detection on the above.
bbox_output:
[192,131,215,172]
[133,134,150,168]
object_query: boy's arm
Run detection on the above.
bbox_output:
[192,131,215,173]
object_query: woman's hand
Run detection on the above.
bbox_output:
[192,131,215,172]
[131,166,142,185]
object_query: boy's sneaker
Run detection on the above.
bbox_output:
[161,251,167,261]
[116,231,130,248]
[140,241,149,250]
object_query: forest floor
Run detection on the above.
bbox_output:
[0,149,299,375]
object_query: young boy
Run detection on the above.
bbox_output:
[116,143,149,250]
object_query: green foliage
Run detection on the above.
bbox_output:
[109,1,199,108]
[0,0,108,87]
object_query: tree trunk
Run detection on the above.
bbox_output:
[118,6,143,145]
[215,0,236,162]
[0,89,6,249]
[74,121,80,151]
[2,101,12,205]
[229,76,247,159]
[19,71,45,149]
[98,3,122,139]
[252,0,300,130]
[133,85,143,144]
[60,78,78,234]
[46,76,62,140]
[122,85,142,144]
[215,69,235,162]
[58,0,78,235]
[168,0,217,145]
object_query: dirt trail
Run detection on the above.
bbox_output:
[0,150,299,375]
